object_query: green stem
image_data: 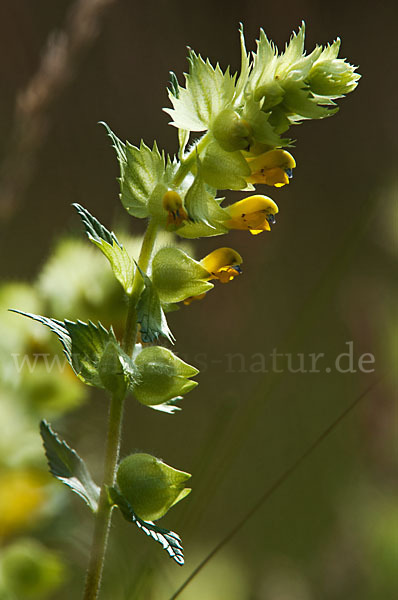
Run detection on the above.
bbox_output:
[172,132,211,187]
[123,218,158,355]
[83,390,125,600]
[83,219,159,600]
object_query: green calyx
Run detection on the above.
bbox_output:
[211,109,252,152]
[151,247,213,303]
[116,453,192,521]
[133,346,198,407]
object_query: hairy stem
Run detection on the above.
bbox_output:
[123,218,158,355]
[172,132,211,187]
[83,390,125,600]
[83,218,158,599]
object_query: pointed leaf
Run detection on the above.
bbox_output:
[73,204,134,294]
[136,266,175,344]
[108,486,185,565]
[40,420,100,512]
[164,50,236,131]
[102,122,169,219]
[11,311,134,390]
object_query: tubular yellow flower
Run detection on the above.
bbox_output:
[200,247,243,283]
[245,149,296,187]
[162,190,188,227]
[183,248,243,305]
[225,195,279,235]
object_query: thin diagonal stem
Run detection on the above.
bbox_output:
[168,376,383,600]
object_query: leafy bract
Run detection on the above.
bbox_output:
[108,486,185,565]
[136,266,175,344]
[102,122,173,219]
[11,311,134,391]
[73,203,134,294]
[40,420,100,512]
[164,50,236,132]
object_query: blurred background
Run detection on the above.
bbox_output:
[0,0,396,598]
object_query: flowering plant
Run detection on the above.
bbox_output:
[11,22,359,599]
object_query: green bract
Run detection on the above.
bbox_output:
[200,140,251,190]
[133,346,198,407]
[164,49,236,132]
[116,453,192,521]
[307,39,360,97]
[102,122,176,221]
[151,247,213,303]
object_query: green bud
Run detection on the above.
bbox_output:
[133,345,198,406]
[211,109,252,152]
[152,247,213,304]
[200,140,251,190]
[308,45,360,97]
[98,341,130,395]
[116,453,191,521]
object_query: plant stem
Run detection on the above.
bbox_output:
[83,219,158,599]
[123,218,158,355]
[83,390,125,600]
[172,132,210,187]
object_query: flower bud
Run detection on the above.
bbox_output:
[226,195,279,235]
[116,453,191,521]
[308,40,360,97]
[246,149,296,187]
[162,190,188,228]
[152,247,213,304]
[133,345,198,406]
[212,109,252,152]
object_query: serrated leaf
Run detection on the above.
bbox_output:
[136,266,175,344]
[11,311,132,390]
[102,122,168,219]
[148,396,182,414]
[164,50,236,132]
[108,486,185,565]
[40,420,100,512]
[233,23,251,103]
[73,204,134,294]
[249,28,279,94]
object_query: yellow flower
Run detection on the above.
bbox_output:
[200,247,243,283]
[245,149,296,187]
[225,195,279,235]
[184,248,243,305]
[162,190,188,227]
[0,469,48,538]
